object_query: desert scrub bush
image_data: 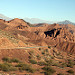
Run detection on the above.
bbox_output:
[28,55,32,59]
[9,66,18,71]
[0,63,12,72]
[3,62,12,67]
[68,59,75,67]
[67,64,73,68]
[45,49,48,52]
[48,46,51,48]
[38,61,47,66]
[2,57,11,63]
[0,64,10,71]
[57,73,65,75]
[29,59,37,64]
[42,66,56,75]
[68,59,74,64]
[15,63,26,67]
[51,56,54,59]
[67,69,74,74]
[45,59,53,66]
[29,50,34,55]
[39,48,41,50]
[57,52,61,56]
[67,59,74,68]
[52,62,60,67]
[45,53,49,56]
[59,61,62,63]
[15,63,35,73]
[36,54,41,60]
[11,58,20,63]
[61,63,67,68]
[22,66,35,73]
[2,57,20,63]
[42,52,45,55]
[0,30,19,44]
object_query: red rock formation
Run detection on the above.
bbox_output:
[5,18,30,27]
[0,18,75,54]
[56,41,75,54]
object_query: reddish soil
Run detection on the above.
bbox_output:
[0,19,75,75]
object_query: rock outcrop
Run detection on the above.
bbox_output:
[0,18,75,54]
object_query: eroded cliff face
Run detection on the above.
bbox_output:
[30,24,74,42]
[44,27,74,41]
[5,18,30,27]
[0,19,75,54]
[27,24,75,54]
[56,41,75,54]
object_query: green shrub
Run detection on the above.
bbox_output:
[2,57,11,63]
[0,63,12,72]
[67,69,74,74]
[68,59,72,62]
[0,64,9,72]
[15,63,35,73]
[51,56,54,59]
[48,46,51,48]
[0,62,17,72]
[29,59,37,64]
[66,59,74,68]
[2,57,20,63]
[36,55,41,60]
[45,49,48,52]
[57,73,65,75]
[28,56,32,59]
[45,59,53,66]
[15,63,26,67]
[44,72,52,75]
[9,66,18,71]
[39,48,41,50]
[57,52,61,56]
[21,66,35,73]
[59,61,62,63]
[52,62,59,67]
[38,61,47,66]
[42,52,45,55]
[67,64,73,68]
[68,59,74,65]
[45,53,49,56]
[42,66,56,73]
[61,63,67,68]
[42,66,56,75]
[11,58,20,63]
[3,62,12,67]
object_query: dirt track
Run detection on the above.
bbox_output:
[0,46,48,49]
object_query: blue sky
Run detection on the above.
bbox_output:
[0,0,75,22]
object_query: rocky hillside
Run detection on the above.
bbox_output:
[0,19,75,54]
[0,19,75,75]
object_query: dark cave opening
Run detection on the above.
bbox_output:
[44,29,60,38]
[55,31,60,37]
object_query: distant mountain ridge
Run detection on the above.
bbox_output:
[0,14,12,21]
[23,18,54,24]
[0,14,75,25]
[58,20,75,25]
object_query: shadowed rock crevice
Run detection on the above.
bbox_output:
[44,29,60,38]
[55,31,60,37]
[44,29,56,37]
[34,31,39,35]
[17,25,28,29]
